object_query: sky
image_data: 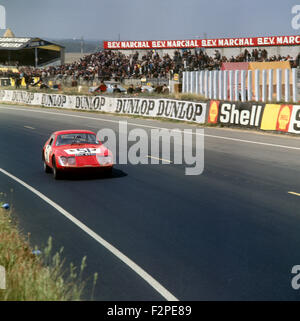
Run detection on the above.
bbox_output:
[0,0,299,41]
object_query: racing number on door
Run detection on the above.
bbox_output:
[45,145,52,163]
[45,137,53,163]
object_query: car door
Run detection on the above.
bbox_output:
[44,135,55,165]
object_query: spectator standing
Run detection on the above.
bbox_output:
[296,52,300,67]
[24,73,32,90]
[15,74,21,89]
[162,84,169,94]
[127,84,135,94]
[113,84,121,93]
[99,81,107,93]
[135,85,142,93]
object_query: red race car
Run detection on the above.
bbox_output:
[42,130,113,179]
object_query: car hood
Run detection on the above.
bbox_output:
[55,144,111,157]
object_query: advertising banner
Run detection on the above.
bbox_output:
[114,98,206,123]
[261,103,300,134]
[104,35,300,50]
[0,90,207,124]
[260,104,281,130]
[207,100,264,128]
[288,105,300,134]
[2,90,300,134]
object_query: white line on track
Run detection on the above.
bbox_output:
[288,191,300,197]
[0,168,178,301]
[1,105,300,151]
[147,155,172,163]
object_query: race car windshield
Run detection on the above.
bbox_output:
[56,133,100,146]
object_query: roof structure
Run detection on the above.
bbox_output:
[3,28,15,38]
[0,33,65,66]
[0,37,64,51]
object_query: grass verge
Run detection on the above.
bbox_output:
[0,202,97,301]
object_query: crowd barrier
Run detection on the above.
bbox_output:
[0,90,299,135]
[182,68,300,103]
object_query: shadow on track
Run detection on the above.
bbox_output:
[51,168,127,181]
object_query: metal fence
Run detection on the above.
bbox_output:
[182,69,300,102]
[47,76,169,87]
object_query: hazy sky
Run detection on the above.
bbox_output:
[0,0,299,40]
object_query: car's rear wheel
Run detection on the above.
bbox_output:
[52,157,62,180]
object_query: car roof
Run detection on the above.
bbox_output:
[53,129,96,136]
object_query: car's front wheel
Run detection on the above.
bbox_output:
[52,157,62,180]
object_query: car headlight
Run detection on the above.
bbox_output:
[97,155,113,165]
[59,156,76,166]
[58,156,68,166]
[68,157,76,165]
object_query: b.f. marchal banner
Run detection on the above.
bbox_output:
[0,90,207,124]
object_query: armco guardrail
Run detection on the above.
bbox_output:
[0,90,299,135]
[0,90,207,124]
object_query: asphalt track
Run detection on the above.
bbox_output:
[1,104,300,301]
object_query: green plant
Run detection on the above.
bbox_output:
[0,207,98,301]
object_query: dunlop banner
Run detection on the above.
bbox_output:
[115,98,206,123]
[0,90,207,124]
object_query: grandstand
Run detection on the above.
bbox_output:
[0,28,65,67]
[0,32,298,93]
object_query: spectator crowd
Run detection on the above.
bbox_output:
[0,48,299,84]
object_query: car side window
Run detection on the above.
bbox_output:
[49,137,54,146]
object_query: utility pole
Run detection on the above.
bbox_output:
[80,36,84,54]
[35,47,38,67]
[203,33,208,53]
